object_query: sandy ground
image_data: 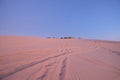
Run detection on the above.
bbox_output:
[0,36,120,80]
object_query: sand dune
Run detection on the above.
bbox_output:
[0,36,120,80]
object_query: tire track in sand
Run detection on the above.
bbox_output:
[0,49,70,80]
[59,57,67,80]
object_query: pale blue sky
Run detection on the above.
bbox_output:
[0,0,120,40]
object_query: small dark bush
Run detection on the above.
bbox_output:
[60,37,73,39]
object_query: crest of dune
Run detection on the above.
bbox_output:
[0,36,120,80]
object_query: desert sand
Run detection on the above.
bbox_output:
[0,36,120,80]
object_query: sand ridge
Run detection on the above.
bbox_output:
[0,36,120,80]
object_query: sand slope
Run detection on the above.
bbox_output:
[0,36,120,80]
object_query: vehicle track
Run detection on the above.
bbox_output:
[0,49,71,80]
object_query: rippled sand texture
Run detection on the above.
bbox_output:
[0,36,120,80]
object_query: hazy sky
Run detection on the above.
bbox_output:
[0,0,120,40]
